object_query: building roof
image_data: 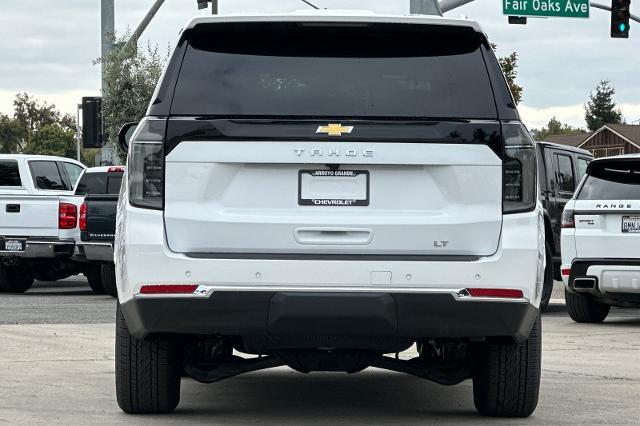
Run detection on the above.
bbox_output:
[578,124,640,149]
[543,133,591,147]
[604,124,640,145]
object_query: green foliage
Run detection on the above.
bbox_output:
[530,117,584,141]
[24,124,76,158]
[96,32,167,158]
[584,80,624,132]
[0,93,78,157]
[0,113,22,153]
[492,44,523,105]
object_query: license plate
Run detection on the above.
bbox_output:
[3,239,25,252]
[622,216,640,233]
[298,170,369,206]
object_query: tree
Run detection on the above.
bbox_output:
[492,44,523,105]
[24,124,76,158]
[0,93,72,155]
[584,80,623,131]
[530,117,584,141]
[97,32,167,157]
[0,114,22,154]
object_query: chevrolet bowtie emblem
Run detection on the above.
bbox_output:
[316,123,354,137]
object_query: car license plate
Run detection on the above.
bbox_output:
[3,239,25,252]
[298,170,369,206]
[622,216,640,233]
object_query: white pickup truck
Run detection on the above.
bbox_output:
[0,154,85,292]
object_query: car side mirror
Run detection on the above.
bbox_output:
[117,122,138,153]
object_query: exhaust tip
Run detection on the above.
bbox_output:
[573,277,597,292]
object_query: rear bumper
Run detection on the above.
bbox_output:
[567,259,640,304]
[0,238,75,259]
[121,291,539,345]
[77,242,113,262]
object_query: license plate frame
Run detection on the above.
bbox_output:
[3,239,25,252]
[621,216,640,233]
[298,169,370,207]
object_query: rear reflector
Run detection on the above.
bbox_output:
[466,288,524,298]
[561,267,571,277]
[139,284,199,295]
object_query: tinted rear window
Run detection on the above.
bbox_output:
[171,23,497,119]
[75,172,124,195]
[578,161,640,200]
[0,160,21,186]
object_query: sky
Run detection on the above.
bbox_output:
[0,0,638,130]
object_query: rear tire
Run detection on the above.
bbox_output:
[101,263,118,298]
[565,289,610,323]
[116,304,181,414]
[539,244,554,312]
[473,316,541,417]
[84,263,105,295]
[0,262,35,293]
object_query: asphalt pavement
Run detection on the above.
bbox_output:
[0,278,639,424]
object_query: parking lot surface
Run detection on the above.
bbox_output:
[0,279,639,424]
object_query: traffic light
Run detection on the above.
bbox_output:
[82,97,103,148]
[611,0,631,38]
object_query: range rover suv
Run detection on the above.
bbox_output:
[114,12,545,417]
[561,155,640,323]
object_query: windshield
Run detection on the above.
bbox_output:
[171,23,497,119]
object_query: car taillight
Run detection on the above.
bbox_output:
[561,209,575,228]
[502,123,537,214]
[79,202,88,231]
[108,166,125,173]
[129,118,165,210]
[59,202,77,229]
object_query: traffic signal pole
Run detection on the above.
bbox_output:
[591,1,639,23]
[128,0,167,47]
[439,0,638,23]
[410,0,442,15]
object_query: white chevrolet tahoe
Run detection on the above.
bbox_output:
[561,155,640,323]
[0,154,85,292]
[114,13,545,417]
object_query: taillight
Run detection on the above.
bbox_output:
[129,118,165,210]
[502,123,537,214]
[108,166,125,173]
[561,209,575,228]
[79,202,88,231]
[59,202,77,229]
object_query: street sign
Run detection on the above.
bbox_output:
[503,0,589,18]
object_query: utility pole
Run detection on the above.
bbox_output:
[101,0,115,92]
[410,0,442,15]
[212,0,219,14]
